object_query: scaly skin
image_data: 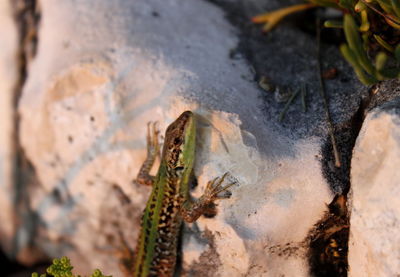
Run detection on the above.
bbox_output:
[124,111,235,277]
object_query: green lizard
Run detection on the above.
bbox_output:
[121,111,236,277]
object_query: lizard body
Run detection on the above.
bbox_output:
[126,111,235,277]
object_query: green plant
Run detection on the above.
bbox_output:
[253,0,400,85]
[32,256,112,277]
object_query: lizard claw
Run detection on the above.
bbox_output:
[181,172,238,223]
[204,172,237,200]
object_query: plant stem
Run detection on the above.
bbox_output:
[316,19,341,168]
[279,89,300,122]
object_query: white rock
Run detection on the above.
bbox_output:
[349,99,400,277]
[16,0,333,276]
[0,0,19,254]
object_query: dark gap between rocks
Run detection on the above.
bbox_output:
[307,194,349,277]
[0,247,48,277]
[307,95,365,277]
[310,78,400,276]
[8,0,48,274]
[307,81,377,277]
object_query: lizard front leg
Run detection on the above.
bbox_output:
[181,172,236,223]
[119,122,160,276]
[134,121,160,186]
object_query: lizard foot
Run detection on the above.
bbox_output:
[203,172,237,201]
[134,121,160,186]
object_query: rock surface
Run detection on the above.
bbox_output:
[0,0,19,255]
[349,97,400,277]
[15,0,335,276]
[2,0,399,276]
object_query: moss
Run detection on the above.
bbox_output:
[32,257,112,277]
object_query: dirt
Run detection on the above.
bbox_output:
[307,194,349,277]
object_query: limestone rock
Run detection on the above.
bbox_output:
[349,97,400,276]
[15,0,334,276]
[0,0,19,255]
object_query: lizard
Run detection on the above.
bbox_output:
[120,111,236,277]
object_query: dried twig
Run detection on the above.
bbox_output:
[316,19,341,168]
[301,84,307,112]
[279,89,300,122]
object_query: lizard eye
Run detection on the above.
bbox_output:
[174,137,182,145]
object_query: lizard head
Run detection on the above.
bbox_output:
[164,111,196,175]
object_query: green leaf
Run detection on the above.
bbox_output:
[33,257,112,277]
[252,3,316,32]
[343,14,375,75]
[340,44,378,85]
[377,0,392,5]
[374,34,395,52]
[355,1,367,11]
[309,0,340,8]
[391,0,400,18]
[324,20,343,28]
[90,269,112,277]
[395,44,400,60]
[359,10,370,31]
[376,0,395,13]
[338,0,357,10]
[375,52,388,71]
[46,257,74,277]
